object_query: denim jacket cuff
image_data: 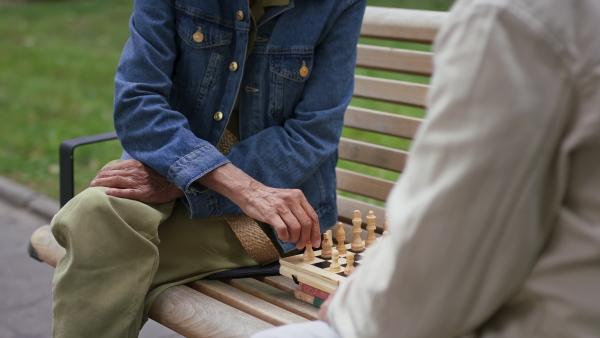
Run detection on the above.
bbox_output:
[166,145,230,192]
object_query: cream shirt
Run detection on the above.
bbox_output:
[329,0,600,337]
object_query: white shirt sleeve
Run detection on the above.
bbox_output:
[328,3,573,337]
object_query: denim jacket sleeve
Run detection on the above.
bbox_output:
[114,0,232,190]
[183,0,367,218]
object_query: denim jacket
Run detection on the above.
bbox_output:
[114,0,367,252]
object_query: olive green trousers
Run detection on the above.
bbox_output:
[50,187,257,337]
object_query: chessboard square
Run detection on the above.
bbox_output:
[314,261,331,269]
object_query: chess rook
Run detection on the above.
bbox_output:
[351,210,364,252]
[336,222,347,254]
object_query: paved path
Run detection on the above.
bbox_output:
[0,177,182,338]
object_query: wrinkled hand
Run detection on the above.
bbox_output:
[236,180,321,249]
[90,159,184,204]
[198,163,321,249]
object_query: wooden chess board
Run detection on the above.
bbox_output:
[279,243,367,294]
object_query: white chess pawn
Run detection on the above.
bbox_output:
[321,230,333,259]
[344,252,355,275]
[330,249,341,272]
[303,244,315,262]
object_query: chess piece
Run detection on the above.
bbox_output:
[351,210,364,252]
[303,244,315,262]
[336,222,347,254]
[321,230,333,259]
[382,216,389,237]
[344,252,355,275]
[330,249,341,272]
[365,210,377,247]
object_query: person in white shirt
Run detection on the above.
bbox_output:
[252,0,600,336]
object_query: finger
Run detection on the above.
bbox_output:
[277,206,303,245]
[298,198,320,247]
[91,176,136,189]
[317,299,330,322]
[310,218,321,248]
[288,204,312,249]
[105,188,143,201]
[268,215,290,242]
[317,289,336,323]
[96,161,131,175]
[95,160,144,179]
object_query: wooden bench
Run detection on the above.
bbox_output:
[30,6,447,337]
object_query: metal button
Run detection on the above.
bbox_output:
[229,62,238,72]
[193,30,204,43]
[236,10,245,21]
[299,61,309,77]
[214,111,224,121]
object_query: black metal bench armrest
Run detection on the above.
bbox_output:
[59,131,118,207]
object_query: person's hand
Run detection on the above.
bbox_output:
[198,163,321,249]
[236,180,321,249]
[318,289,336,323]
[90,159,184,204]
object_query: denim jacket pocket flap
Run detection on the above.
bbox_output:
[269,52,314,82]
[176,9,232,49]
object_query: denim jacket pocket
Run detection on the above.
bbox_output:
[268,51,314,122]
[176,12,232,49]
[269,51,314,82]
[173,5,233,90]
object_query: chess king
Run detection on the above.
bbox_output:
[47,0,368,337]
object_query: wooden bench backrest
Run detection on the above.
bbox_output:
[336,7,445,229]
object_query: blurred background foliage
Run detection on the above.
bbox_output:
[0,0,453,200]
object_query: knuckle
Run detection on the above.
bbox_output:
[273,200,287,211]
[299,216,312,227]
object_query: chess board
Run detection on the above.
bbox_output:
[279,243,367,294]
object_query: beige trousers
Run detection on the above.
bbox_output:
[51,187,257,337]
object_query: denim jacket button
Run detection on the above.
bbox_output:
[229,62,238,72]
[213,111,224,121]
[236,10,245,21]
[299,61,309,77]
[192,28,204,43]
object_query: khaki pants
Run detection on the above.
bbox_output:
[51,187,257,337]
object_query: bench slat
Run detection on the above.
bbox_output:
[354,75,429,108]
[149,285,273,338]
[338,137,408,172]
[336,168,395,202]
[361,6,445,43]
[357,45,433,76]
[223,278,319,321]
[30,225,64,267]
[190,280,308,326]
[255,275,301,294]
[344,106,423,140]
[337,195,387,229]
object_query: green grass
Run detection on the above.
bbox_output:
[0,0,452,200]
[0,0,131,198]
